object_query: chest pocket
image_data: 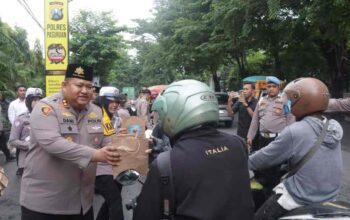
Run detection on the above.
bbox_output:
[86,123,104,146]
[22,121,31,139]
[258,101,267,117]
[58,115,79,143]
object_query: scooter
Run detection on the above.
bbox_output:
[251,176,350,219]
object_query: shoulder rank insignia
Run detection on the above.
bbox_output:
[41,105,53,116]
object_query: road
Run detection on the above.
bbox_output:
[0,119,349,220]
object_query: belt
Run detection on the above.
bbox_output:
[260,132,279,138]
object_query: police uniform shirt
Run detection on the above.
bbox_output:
[133,127,254,220]
[20,92,110,215]
[326,98,350,113]
[247,95,295,140]
[8,112,31,168]
[232,97,258,139]
[117,107,131,119]
[136,97,149,117]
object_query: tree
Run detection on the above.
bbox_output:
[69,10,124,84]
[0,19,44,97]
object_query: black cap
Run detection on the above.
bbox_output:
[117,93,127,102]
[65,64,93,81]
[93,86,101,93]
[140,87,151,94]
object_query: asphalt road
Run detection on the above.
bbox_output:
[0,119,349,220]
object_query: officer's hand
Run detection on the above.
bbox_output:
[247,138,253,146]
[91,146,121,166]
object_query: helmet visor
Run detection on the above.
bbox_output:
[281,92,292,114]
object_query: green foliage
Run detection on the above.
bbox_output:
[130,0,350,96]
[69,10,125,85]
[0,19,45,98]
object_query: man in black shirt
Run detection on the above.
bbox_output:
[227,83,258,143]
[133,79,254,220]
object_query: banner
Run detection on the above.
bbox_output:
[45,0,68,71]
[46,75,65,96]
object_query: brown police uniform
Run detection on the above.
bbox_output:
[247,95,295,145]
[246,95,295,196]
[326,98,350,112]
[136,97,149,117]
[20,92,110,215]
[9,112,31,169]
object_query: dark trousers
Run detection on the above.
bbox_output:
[254,193,288,220]
[95,175,124,220]
[254,135,283,205]
[21,206,94,220]
[0,131,11,160]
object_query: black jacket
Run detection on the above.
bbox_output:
[133,127,254,220]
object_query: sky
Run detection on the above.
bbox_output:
[0,0,155,49]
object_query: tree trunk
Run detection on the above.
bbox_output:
[273,50,283,79]
[212,69,220,92]
[318,40,347,98]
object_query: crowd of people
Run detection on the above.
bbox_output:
[0,64,347,220]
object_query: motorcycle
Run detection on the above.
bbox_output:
[250,174,350,219]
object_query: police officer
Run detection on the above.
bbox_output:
[249,78,343,220]
[247,76,295,199]
[133,80,254,220]
[247,76,295,149]
[326,97,350,112]
[117,93,131,118]
[9,88,43,176]
[135,88,150,118]
[20,64,121,220]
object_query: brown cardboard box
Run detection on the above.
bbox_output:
[112,134,149,177]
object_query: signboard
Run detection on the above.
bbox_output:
[45,0,68,71]
[46,75,65,96]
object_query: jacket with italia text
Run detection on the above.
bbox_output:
[133,127,254,220]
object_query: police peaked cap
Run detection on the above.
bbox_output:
[65,64,93,81]
[266,76,280,85]
[25,87,43,98]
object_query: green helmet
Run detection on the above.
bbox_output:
[151,79,219,139]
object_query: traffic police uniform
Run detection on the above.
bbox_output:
[247,76,295,197]
[133,127,254,220]
[20,65,109,219]
[326,98,350,112]
[9,112,31,171]
[247,77,295,150]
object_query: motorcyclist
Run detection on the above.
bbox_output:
[249,77,343,220]
[94,86,124,220]
[133,79,254,220]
